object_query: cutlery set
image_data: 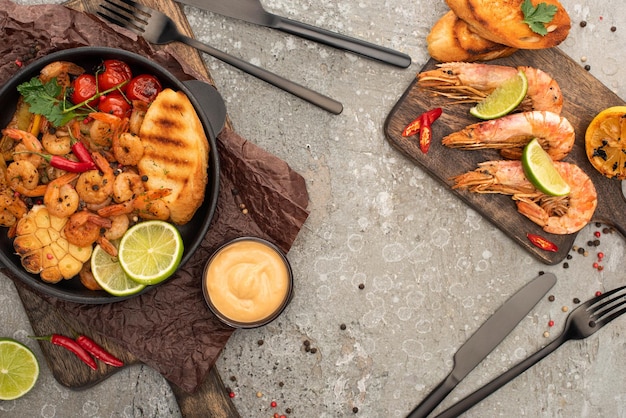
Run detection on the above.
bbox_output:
[97,0,411,114]
[408,279,626,418]
[95,1,626,416]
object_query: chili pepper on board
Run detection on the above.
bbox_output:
[76,335,124,367]
[30,334,98,370]
[527,233,558,252]
[401,107,443,153]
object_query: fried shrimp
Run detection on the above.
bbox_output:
[88,113,127,147]
[39,61,84,87]
[452,160,597,234]
[103,214,130,241]
[113,171,145,203]
[5,160,47,197]
[0,185,28,227]
[97,189,171,221]
[3,128,45,167]
[417,63,563,114]
[76,152,114,205]
[113,133,144,166]
[43,172,80,218]
[41,127,72,156]
[442,111,575,161]
[63,210,112,247]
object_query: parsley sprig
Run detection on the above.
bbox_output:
[521,0,558,36]
[16,76,129,128]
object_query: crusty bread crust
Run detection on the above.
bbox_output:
[427,11,517,62]
[445,0,570,49]
[138,88,209,225]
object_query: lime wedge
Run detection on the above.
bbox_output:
[0,338,39,400]
[522,138,571,196]
[91,243,146,296]
[118,220,184,285]
[470,70,528,120]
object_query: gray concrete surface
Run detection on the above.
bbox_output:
[2,0,626,417]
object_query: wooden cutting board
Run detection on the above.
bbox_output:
[384,48,626,265]
[15,0,240,416]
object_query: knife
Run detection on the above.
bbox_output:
[176,0,412,68]
[406,272,557,418]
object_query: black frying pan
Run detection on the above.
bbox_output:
[0,47,224,304]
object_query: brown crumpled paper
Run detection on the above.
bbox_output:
[0,0,309,393]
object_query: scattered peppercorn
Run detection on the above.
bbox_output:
[584,65,591,71]
[258,339,264,346]
[353,407,359,413]
[589,320,597,327]
[566,254,573,260]
[548,295,555,302]
[271,400,278,408]
[303,340,310,347]
[229,391,236,398]
[548,320,555,327]
[594,231,601,238]
[543,331,550,338]
[573,298,580,304]
[611,26,616,32]
[340,323,347,330]
[230,376,237,382]
[279,381,284,387]
[596,291,603,297]
[562,306,569,312]
[256,392,263,398]
[580,21,587,27]
[563,262,569,269]
[577,247,585,255]
[358,283,365,290]
[597,265,604,271]
[310,347,318,354]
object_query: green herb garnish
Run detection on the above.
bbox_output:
[16,77,77,127]
[521,0,558,36]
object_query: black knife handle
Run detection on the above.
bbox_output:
[433,336,566,418]
[274,17,412,68]
[406,373,459,418]
[180,34,343,114]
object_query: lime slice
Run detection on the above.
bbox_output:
[91,243,146,296]
[522,138,571,196]
[469,70,528,120]
[0,338,39,400]
[118,220,184,285]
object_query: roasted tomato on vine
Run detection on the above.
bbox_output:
[70,74,98,107]
[126,74,162,103]
[98,91,131,118]
[97,59,132,91]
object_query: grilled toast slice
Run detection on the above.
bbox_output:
[446,0,570,49]
[427,10,518,62]
[138,88,209,225]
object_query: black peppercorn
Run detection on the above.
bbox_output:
[358,283,365,290]
[340,324,347,330]
[580,21,587,27]
[353,407,359,413]
[563,262,569,268]
[573,298,581,304]
[548,295,556,302]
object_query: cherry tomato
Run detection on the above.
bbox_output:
[98,91,131,118]
[126,74,162,103]
[97,59,132,91]
[70,74,98,107]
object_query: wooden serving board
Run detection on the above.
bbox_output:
[384,48,626,265]
[15,0,240,416]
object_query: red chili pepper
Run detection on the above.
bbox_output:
[68,123,96,168]
[23,152,95,173]
[402,108,443,154]
[31,334,97,370]
[527,233,558,252]
[75,335,124,367]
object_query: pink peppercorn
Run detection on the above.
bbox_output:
[548,320,555,327]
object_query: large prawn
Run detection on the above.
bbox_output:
[452,160,597,234]
[442,111,575,161]
[417,63,563,114]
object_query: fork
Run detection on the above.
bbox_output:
[97,0,343,114]
[431,285,626,418]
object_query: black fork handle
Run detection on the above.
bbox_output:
[432,334,567,418]
[179,34,343,114]
[273,16,412,68]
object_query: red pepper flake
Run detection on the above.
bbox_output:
[527,233,558,252]
[548,320,555,327]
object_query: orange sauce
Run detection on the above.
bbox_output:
[204,239,290,324]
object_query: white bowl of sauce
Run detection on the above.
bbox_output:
[202,237,293,328]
